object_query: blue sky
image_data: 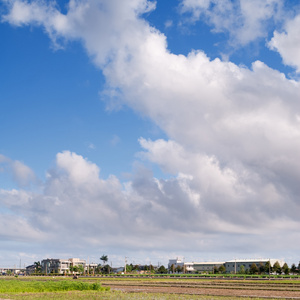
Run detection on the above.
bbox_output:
[0,0,300,268]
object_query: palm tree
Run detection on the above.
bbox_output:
[100,255,108,265]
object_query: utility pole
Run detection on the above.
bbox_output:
[87,256,89,275]
[124,257,128,274]
[235,259,236,274]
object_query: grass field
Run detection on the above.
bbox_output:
[1,276,300,299]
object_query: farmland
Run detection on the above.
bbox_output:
[1,276,300,299]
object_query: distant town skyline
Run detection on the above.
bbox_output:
[0,0,300,267]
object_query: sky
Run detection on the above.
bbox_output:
[0,0,300,268]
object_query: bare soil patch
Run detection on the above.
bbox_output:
[103,279,300,299]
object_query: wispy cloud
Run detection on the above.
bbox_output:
[0,155,36,187]
[179,0,286,46]
[110,135,121,146]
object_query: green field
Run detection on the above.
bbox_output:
[1,276,299,299]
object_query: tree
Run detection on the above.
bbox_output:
[291,263,297,274]
[149,264,154,272]
[170,264,175,273]
[239,265,245,274]
[175,265,183,273]
[100,255,108,265]
[265,261,272,274]
[273,261,281,274]
[218,265,226,274]
[282,263,289,275]
[259,263,265,274]
[77,265,84,275]
[125,264,132,273]
[95,264,102,274]
[102,264,111,274]
[157,265,167,274]
[249,263,258,274]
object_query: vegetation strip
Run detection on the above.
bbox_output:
[0,279,109,293]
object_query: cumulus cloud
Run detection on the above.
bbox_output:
[0,150,295,252]
[269,14,300,72]
[1,0,300,258]
[0,149,299,256]
[180,0,284,46]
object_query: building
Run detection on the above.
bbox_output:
[225,259,285,274]
[169,257,286,274]
[112,267,124,274]
[69,258,86,270]
[168,258,184,272]
[184,262,225,273]
[86,262,98,274]
[41,258,86,274]
[25,264,36,275]
[0,267,24,275]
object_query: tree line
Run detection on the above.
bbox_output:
[31,258,300,275]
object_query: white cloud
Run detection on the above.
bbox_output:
[164,19,173,29]
[55,151,100,185]
[180,0,284,46]
[1,0,300,260]
[0,155,36,187]
[0,149,299,258]
[0,214,43,242]
[11,160,36,187]
[269,14,300,72]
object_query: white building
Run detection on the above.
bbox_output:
[41,258,86,274]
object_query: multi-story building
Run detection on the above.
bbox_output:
[168,258,184,272]
[41,258,86,274]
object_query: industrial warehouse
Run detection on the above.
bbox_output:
[168,258,286,274]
